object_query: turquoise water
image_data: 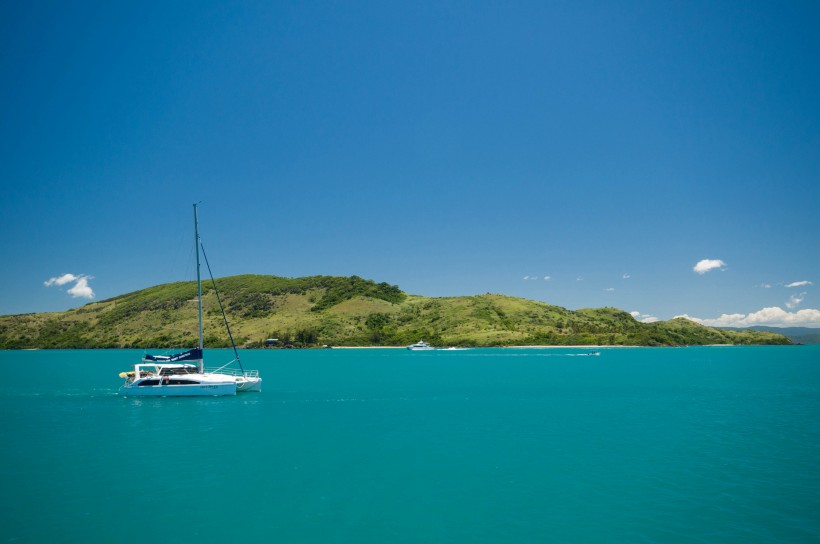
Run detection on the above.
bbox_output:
[1,346,819,543]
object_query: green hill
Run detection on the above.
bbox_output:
[722,326,820,345]
[0,274,790,348]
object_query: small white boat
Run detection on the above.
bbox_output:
[119,204,261,397]
[407,340,435,350]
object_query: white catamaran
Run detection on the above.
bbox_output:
[118,204,262,396]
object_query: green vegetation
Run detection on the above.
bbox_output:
[0,274,791,349]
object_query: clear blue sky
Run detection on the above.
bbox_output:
[2,1,818,327]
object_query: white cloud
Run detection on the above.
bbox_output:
[676,307,820,328]
[786,280,813,288]
[630,311,659,323]
[44,273,79,287]
[604,287,615,292]
[576,276,583,282]
[786,292,806,310]
[622,273,630,279]
[67,276,95,299]
[44,273,95,299]
[693,259,727,275]
[760,283,772,289]
[543,276,551,281]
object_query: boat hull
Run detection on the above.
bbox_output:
[235,376,262,392]
[119,382,236,397]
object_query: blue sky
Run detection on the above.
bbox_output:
[2,1,819,327]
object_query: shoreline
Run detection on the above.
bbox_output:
[325,344,759,349]
[334,344,636,349]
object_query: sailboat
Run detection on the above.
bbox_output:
[118,204,262,396]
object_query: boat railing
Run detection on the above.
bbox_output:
[206,367,260,378]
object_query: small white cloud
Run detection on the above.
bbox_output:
[604,287,615,292]
[786,281,813,288]
[677,307,820,328]
[523,276,530,280]
[44,273,78,287]
[543,276,551,281]
[576,276,583,282]
[694,259,727,275]
[622,273,630,279]
[760,283,772,289]
[67,276,95,299]
[44,273,95,299]
[786,292,806,310]
[630,311,658,323]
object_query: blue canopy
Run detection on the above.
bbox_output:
[144,348,203,363]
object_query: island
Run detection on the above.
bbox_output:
[0,274,791,349]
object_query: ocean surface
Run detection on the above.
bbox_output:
[1,346,819,543]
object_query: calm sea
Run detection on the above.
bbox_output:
[1,346,819,543]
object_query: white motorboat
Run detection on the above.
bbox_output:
[407,340,435,350]
[119,204,261,396]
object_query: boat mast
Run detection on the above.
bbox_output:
[194,203,204,372]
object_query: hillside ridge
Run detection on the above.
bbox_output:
[0,274,791,348]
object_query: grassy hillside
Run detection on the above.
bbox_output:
[0,274,790,349]
[722,326,820,345]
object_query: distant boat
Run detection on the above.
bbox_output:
[118,204,261,396]
[407,340,435,351]
[587,350,600,356]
